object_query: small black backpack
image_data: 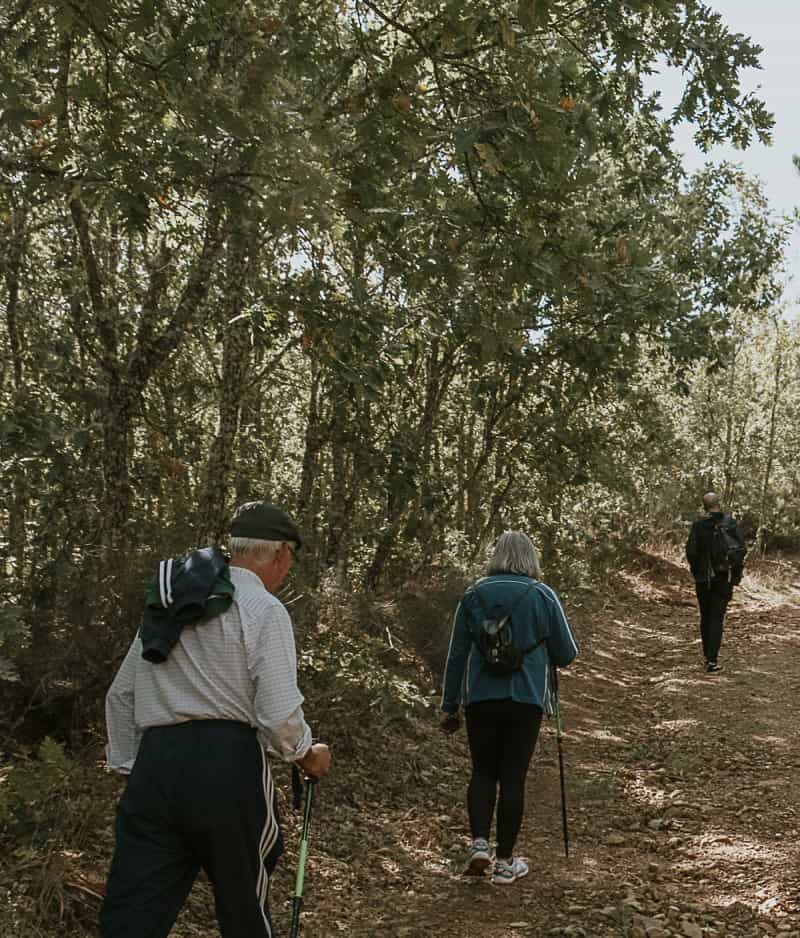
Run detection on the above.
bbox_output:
[709,519,747,578]
[466,582,544,676]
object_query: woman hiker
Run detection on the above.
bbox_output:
[440,530,578,884]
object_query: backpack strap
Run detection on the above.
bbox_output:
[468,583,492,623]
[504,583,548,656]
[468,580,532,619]
[465,581,539,650]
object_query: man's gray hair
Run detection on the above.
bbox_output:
[703,491,721,511]
[487,531,542,579]
[229,537,285,562]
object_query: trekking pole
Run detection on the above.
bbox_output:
[290,767,316,938]
[552,666,570,860]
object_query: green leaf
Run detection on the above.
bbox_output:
[454,128,478,154]
[518,0,550,29]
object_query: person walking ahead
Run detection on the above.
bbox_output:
[101,501,331,938]
[440,531,578,885]
[685,491,746,674]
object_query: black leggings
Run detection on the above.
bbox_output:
[465,699,543,858]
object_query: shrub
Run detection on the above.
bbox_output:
[0,602,29,683]
[0,737,87,848]
[394,568,468,679]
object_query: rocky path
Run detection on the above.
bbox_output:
[278,555,800,938]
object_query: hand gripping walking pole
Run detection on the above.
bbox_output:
[290,769,315,938]
[552,666,570,860]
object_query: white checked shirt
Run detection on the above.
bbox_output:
[105,566,312,773]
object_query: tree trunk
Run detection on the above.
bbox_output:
[101,376,135,551]
[68,194,225,551]
[757,328,784,553]
[3,206,28,578]
[196,231,253,545]
[297,360,323,524]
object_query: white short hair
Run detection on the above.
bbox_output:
[229,537,285,562]
[487,531,542,579]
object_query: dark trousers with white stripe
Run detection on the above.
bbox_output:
[100,720,283,938]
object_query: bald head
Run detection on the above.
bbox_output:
[702,492,721,511]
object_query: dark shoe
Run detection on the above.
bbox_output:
[706,660,722,673]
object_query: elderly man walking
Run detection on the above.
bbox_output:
[686,492,746,673]
[100,501,330,938]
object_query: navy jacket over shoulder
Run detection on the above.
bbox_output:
[139,547,234,663]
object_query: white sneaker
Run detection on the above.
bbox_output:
[463,838,491,875]
[493,856,529,884]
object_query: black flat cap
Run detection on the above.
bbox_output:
[229,501,302,547]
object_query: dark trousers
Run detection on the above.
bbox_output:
[695,578,734,663]
[100,720,284,938]
[465,698,543,859]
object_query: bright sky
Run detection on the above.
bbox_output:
[647,0,800,306]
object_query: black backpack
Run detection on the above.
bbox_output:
[709,519,747,577]
[466,582,544,676]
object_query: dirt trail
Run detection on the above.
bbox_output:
[279,555,800,938]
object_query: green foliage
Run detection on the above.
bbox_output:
[0,738,82,846]
[0,0,793,731]
[301,626,430,739]
[661,306,800,544]
[0,604,29,682]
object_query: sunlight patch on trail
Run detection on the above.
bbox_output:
[654,718,700,732]
[571,728,628,743]
[750,734,789,748]
[615,569,689,604]
[648,675,712,691]
[574,668,632,688]
[686,834,784,862]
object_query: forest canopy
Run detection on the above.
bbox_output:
[1,0,797,715]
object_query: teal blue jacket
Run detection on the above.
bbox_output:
[441,574,578,714]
